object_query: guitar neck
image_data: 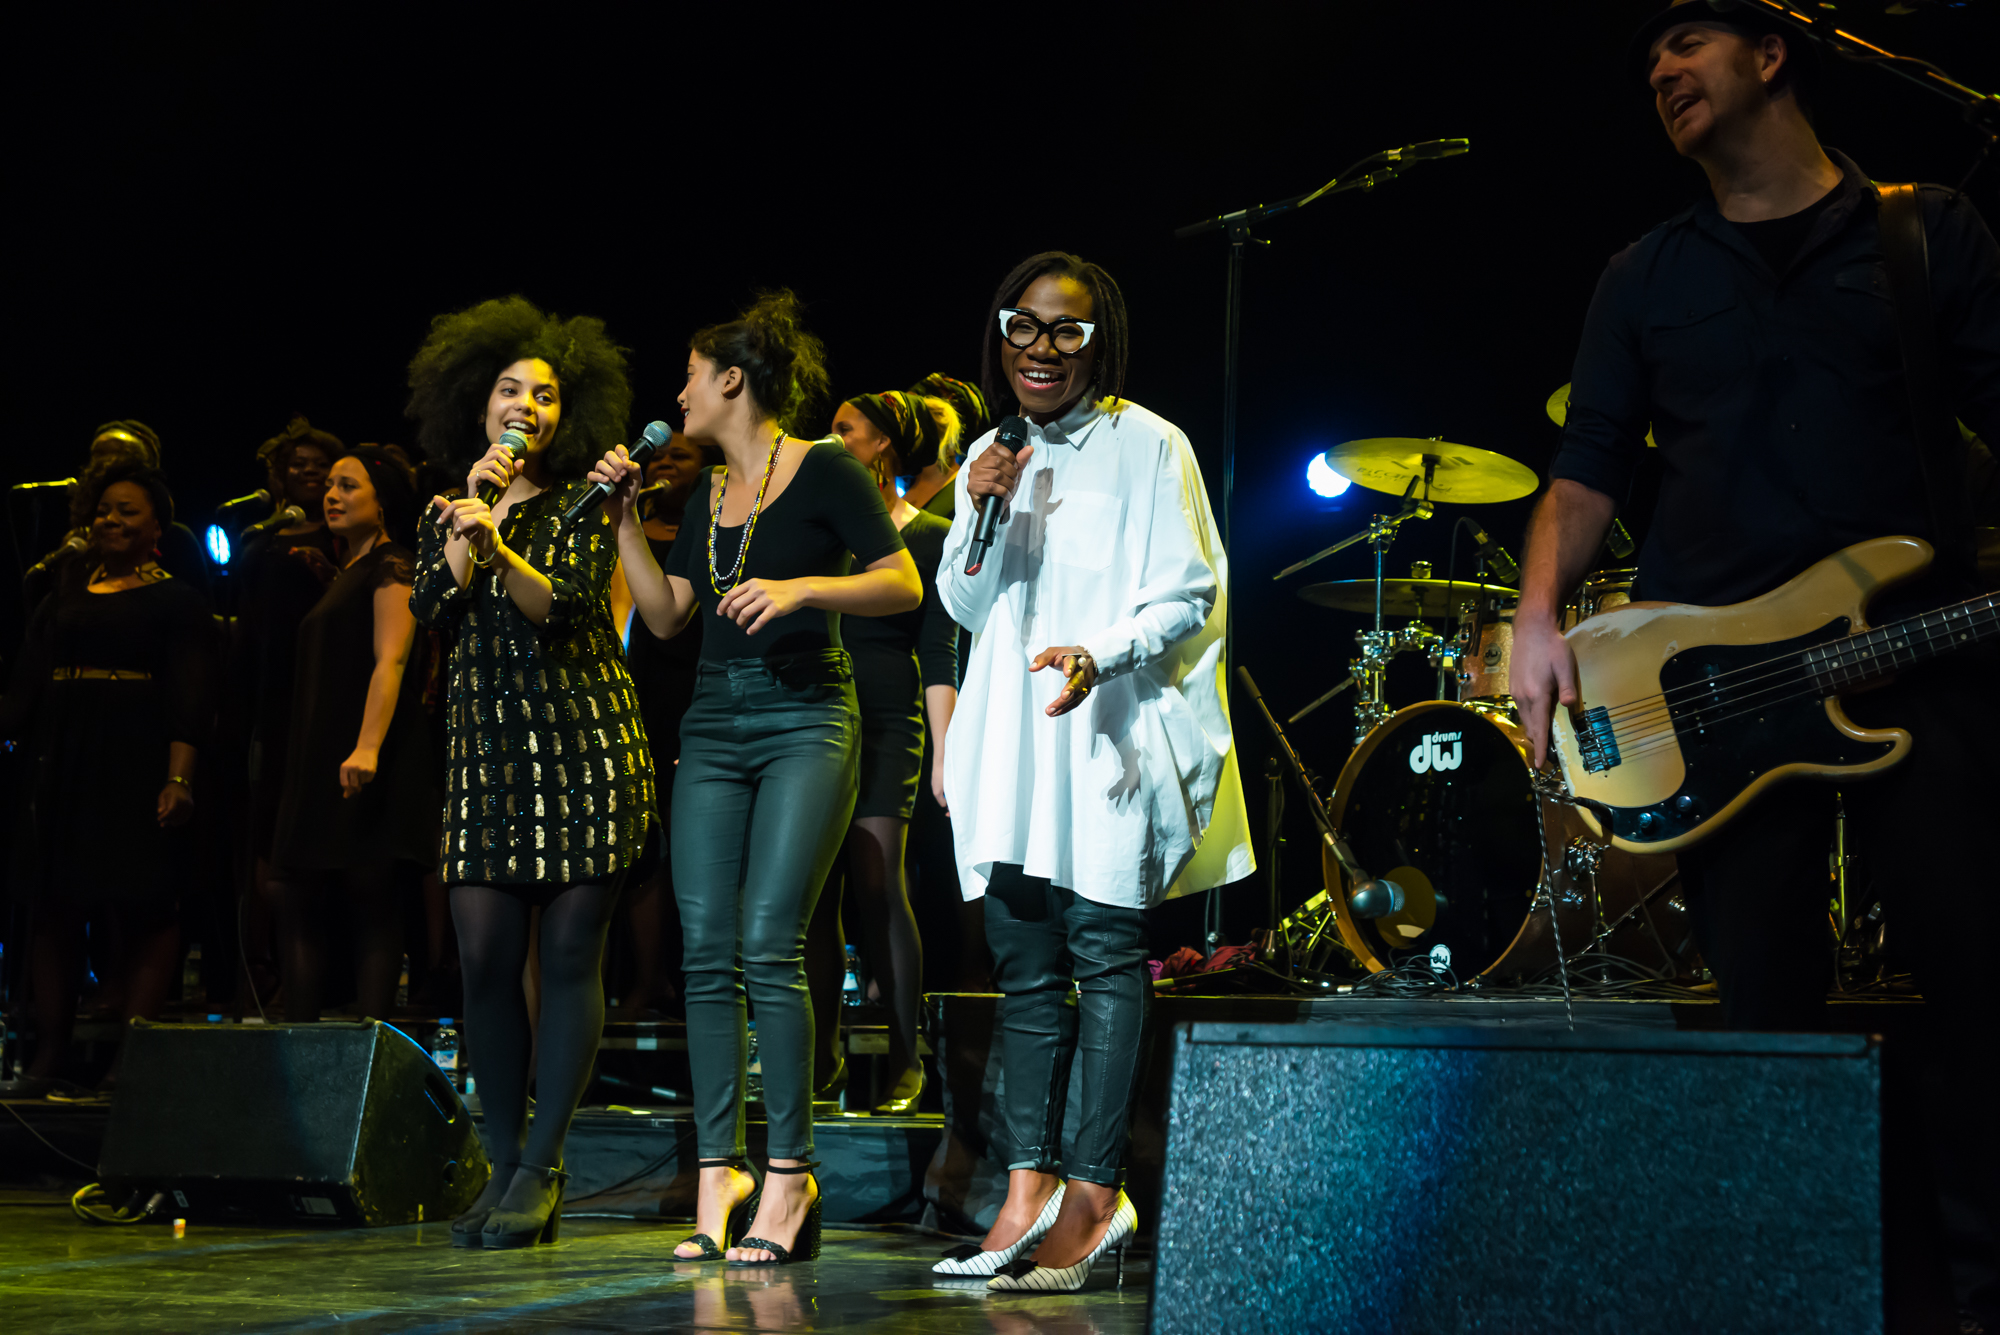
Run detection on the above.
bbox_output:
[1804,592,2000,693]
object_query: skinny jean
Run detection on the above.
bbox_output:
[983,862,1150,1187]
[674,652,858,1161]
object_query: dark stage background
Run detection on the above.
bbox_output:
[12,2,1996,943]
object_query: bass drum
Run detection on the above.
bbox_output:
[1320,700,1700,980]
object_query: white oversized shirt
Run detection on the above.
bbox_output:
[937,396,1254,909]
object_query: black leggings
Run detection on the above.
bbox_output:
[451,879,621,1172]
[983,863,1150,1188]
[270,864,403,1023]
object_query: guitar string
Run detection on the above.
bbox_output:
[1588,595,1997,723]
[1581,597,1999,728]
[1597,608,2000,761]
[1590,599,1997,726]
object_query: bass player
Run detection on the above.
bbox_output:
[1513,1,1996,1317]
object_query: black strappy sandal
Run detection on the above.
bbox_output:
[674,1159,760,1261]
[729,1161,822,1266]
[449,1160,518,1249]
[481,1162,568,1249]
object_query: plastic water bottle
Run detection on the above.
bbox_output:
[431,1019,461,1091]
[842,946,863,1006]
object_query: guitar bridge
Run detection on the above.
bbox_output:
[1575,706,1621,773]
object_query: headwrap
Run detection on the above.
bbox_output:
[846,390,930,474]
[343,444,421,546]
[259,414,345,471]
[91,419,163,467]
[908,373,990,460]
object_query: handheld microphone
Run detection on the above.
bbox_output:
[559,421,675,526]
[240,505,307,541]
[477,428,533,506]
[1385,138,1471,162]
[965,416,1029,576]
[8,477,77,492]
[217,488,275,513]
[1349,877,1407,919]
[1467,522,1520,585]
[1606,519,1636,560]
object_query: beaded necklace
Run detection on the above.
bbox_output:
[707,425,785,596]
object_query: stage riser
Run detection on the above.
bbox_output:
[1149,1024,1883,1334]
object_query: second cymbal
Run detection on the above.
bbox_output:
[1298,577,1518,617]
[1325,437,1538,504]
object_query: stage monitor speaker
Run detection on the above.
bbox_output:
[1150,1023,1883,1334]
[99,1020,489,1227]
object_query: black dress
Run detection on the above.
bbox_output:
[271,543,439,873]
[239,528,340,856]
[410,484,655,888]
[0,570,215,909]
[843,509,959,819]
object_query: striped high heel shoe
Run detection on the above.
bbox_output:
[932,1182,1066,1277]
[986,1190,1136,1293]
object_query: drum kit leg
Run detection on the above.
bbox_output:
[1253,435,1703,988]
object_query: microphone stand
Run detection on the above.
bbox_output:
[1174,143,1469,679]
[1715,0,1997,135]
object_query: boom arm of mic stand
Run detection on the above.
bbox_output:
[1273,478,1431,581]
[1236,666,1370,886]
[1715,0,1996,129]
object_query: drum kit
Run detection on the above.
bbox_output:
[1246,427,1700,988]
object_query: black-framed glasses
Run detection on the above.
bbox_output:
[997,308,1097,356]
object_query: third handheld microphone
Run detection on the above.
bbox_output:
[964,415,1029,576]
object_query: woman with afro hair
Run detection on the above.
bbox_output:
[586,290,921,1266]
[406,296,655,1249]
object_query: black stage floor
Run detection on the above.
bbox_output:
[0,1189,1149,1333]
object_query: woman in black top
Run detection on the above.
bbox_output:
[269,447,435,1022]
[588,290,920,1266]
[407,296,651,1249]
[613,433,710,1020]
[811,389,963,1112]
[0,463,213,1094]
[900,373,989,521]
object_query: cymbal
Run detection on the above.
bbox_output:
[1297,577,1518,617]
[1546,383,1657,446]
[1324,438,1538,504]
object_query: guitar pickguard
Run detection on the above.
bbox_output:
[1601,617,1897,844]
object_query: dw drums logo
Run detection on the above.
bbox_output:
[1408,731,1463,774]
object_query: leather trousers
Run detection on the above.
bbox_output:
[982,862,1150,1187]
[674,653,858,1160]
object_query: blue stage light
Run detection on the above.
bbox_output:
[204,524,231,566]
[1307,455,1351,499]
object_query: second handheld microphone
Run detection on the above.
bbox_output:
[476,428,534,506]
[964,415,1030,576]
[559,421,675,526]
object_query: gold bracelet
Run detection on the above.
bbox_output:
[470,544,496,568]
[166,776,193,792]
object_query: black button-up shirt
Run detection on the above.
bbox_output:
[1550,149,2000,607]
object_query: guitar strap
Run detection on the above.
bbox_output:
[1873,182,1978,583]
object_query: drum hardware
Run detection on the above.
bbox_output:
[1237,666,1416,980]
[1280,440,1533,740]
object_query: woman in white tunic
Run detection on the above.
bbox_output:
[932,252,1253,1292]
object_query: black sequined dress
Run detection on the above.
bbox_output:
[410,485,655,887]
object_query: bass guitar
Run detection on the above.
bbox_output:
[1549,536,1998,852]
